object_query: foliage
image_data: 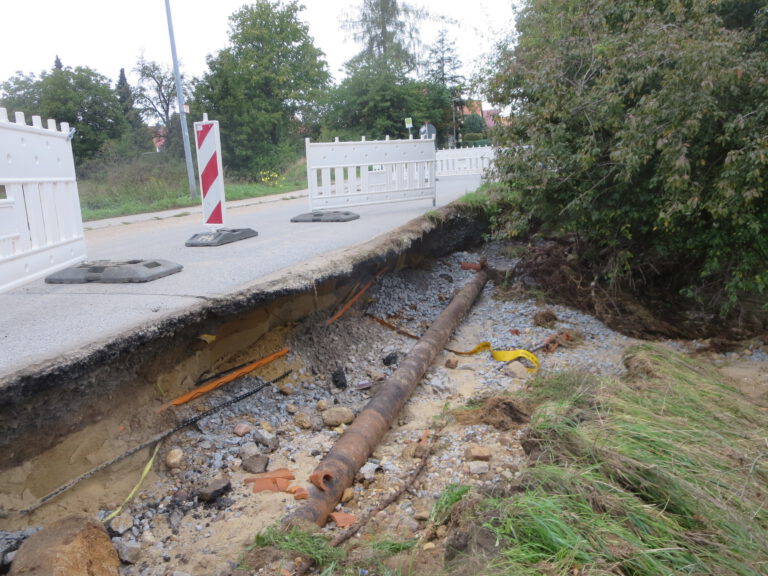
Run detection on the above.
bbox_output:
[1,64,126,162]
[193,0,330,178]
[77,155,306,221]
[115,68,154,153]
[251,525,343,568]
[133,57,183,128]
[462,113,486,134]
[430,483,471,525]
[471,344,768,575]
[422,28,464,89]
[320,63,453,143]
[343,0,425,75]
[486,0,768,312]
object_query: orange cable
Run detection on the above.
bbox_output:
[326,267,388,326]
[160,347,289,410]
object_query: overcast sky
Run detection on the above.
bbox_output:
[0,0,515,91]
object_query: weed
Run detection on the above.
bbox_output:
[251,525,343,568]
[430,484,471,525]
[371,539,418,555]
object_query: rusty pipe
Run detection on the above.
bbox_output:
[288,269,489,526]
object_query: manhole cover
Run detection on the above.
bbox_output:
[185,227,258,247]
[45,259,183,284]
[291,211,360,223]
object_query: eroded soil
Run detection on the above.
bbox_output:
[1,242,766,576]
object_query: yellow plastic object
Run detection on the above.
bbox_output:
[451,341,539,372]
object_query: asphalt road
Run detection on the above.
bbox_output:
[0,175,481,379]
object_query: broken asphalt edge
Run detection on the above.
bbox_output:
[0,203,488,470]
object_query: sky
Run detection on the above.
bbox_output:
[0,0,516,94]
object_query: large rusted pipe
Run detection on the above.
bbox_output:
[288,269,489,526]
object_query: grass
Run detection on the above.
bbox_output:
[248,525,344,568]
[469,343,768,576]
[430,484,472,525]
[77,155,307,221]
[246,524,418,575]
[241,344,767,576]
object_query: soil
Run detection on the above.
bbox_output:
[1,242,766,576]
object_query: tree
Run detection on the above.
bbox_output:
[343,0,424,75]
[462,112,486,134]
[193,0,330,177]
[321,63,452,144]
[0,72,42,114]
[133,57,179,127]
[423,29,463,88]
[486,0,768,312]
[1,64,125,162]
[114,68,153,153]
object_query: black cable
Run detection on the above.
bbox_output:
[19,370,292,516]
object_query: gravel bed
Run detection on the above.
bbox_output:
[3,246,762,575]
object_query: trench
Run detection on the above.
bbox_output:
[0,205,489,536]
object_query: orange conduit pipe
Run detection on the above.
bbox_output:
[160,347,289,410]
[326,267,388,326]
[288,270,488,527]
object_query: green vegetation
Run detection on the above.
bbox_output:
[243,345,766,575]
[462,343,768,576]
[78,156,307,221]
[485,0,768,314]
[249,525,344,567]
[192,0,331,179]
[429,484,471,525]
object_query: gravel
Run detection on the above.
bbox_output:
[4,244,763,575]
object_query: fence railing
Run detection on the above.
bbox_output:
[0,108,86,293]
[305,137,437,210]
[435,145,494,176]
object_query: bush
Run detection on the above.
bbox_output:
[463,112,487,134]
[486,0,768,313]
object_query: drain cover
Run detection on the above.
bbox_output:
[45,259,183,284]
[291,211,360,223]
[185,227,258,247]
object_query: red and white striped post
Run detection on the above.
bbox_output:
[193,114,225,228]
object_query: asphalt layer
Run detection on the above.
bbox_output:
[0,176,481,381]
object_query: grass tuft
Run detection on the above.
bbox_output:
[430,483,472,525]
[251,524,343,568]
[471,343,768,576]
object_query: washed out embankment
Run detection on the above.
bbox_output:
[0,205,488,471]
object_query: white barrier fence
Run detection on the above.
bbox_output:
[305,137,437,210]
[435,145,494,176]
[0,108,86,293]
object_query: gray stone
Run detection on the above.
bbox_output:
[108,512,134,536]
[467,461,490,475]
[238,442,260,460]
[242,454,269,474]
[115,540,142,564]
[359,461,380,481]
[253,430,279,452]
[197,478,232,502]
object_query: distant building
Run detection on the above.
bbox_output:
[461,101,503,129]
[152,125,167,152]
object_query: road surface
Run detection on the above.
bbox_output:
[0,175,481,379]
